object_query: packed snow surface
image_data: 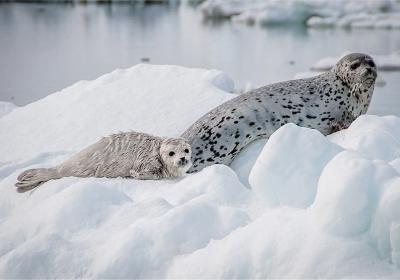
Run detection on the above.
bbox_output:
[0,102,17,119]
[201,0,400,26]
[1,64,400,278]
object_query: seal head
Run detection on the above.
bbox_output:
[331,53,377,99]
[160,138,192,177]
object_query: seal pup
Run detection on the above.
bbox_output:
[182,53,377,173]
[15,132,192,193]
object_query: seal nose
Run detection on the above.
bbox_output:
[179,157,187,166]
[364,67,377,78]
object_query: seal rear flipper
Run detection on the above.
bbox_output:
[15,181,45,193]
[15,167,58,193]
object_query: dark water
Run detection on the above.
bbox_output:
[0,2,400,111]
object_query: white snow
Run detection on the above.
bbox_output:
[250,115,400,268]
[249,124,343,208]
[0,102,18,119]
[0,64,235,164]
[1,64,400,278]
[202,0,400,26]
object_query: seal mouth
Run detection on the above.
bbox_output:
[176,158,189,167]
[365,77,375,87]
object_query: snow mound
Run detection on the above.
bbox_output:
[0,102,18,119]
[1,64,400,278]
[0,64,235,166]
[249,124,343,208]
[311,50,400,71]
[249,115,400,267]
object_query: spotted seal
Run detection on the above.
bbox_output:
[181,53,377,173]
[15,131,192,193]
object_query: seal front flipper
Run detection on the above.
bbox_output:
[130,168,162,180]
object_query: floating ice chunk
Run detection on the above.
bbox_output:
[310,51,352,71]
[334,12,400,29]
[369,0,394,13]
[199,0,257,18]
[344,1,368,14]
[231,9,259,24]
[255,3,296,25]
[306,16,338,27]
[249,124,343,208]
[335,12,371,27]
[351,18,376,28]
[201,0,400,27]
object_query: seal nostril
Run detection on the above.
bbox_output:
[180,157,185,161]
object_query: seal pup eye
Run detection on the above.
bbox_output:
[184,149,189,153]
[351,63,360,70]
[169,151,175,156]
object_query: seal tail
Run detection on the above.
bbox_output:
[15,168,58,193]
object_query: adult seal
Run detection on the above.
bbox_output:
[181,53,377,173]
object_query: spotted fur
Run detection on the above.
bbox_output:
[15,132,192,193]
[181,53,377,173]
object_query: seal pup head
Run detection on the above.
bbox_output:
[160,138,192,177]
[331,53,377,97]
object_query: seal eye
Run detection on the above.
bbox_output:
[368,61,375,67]
[351,63,360,70]
[169,151,175,156]
[184,149,189,153]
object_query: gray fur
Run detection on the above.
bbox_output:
[181,53,377,173]
[15,132,192,193]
